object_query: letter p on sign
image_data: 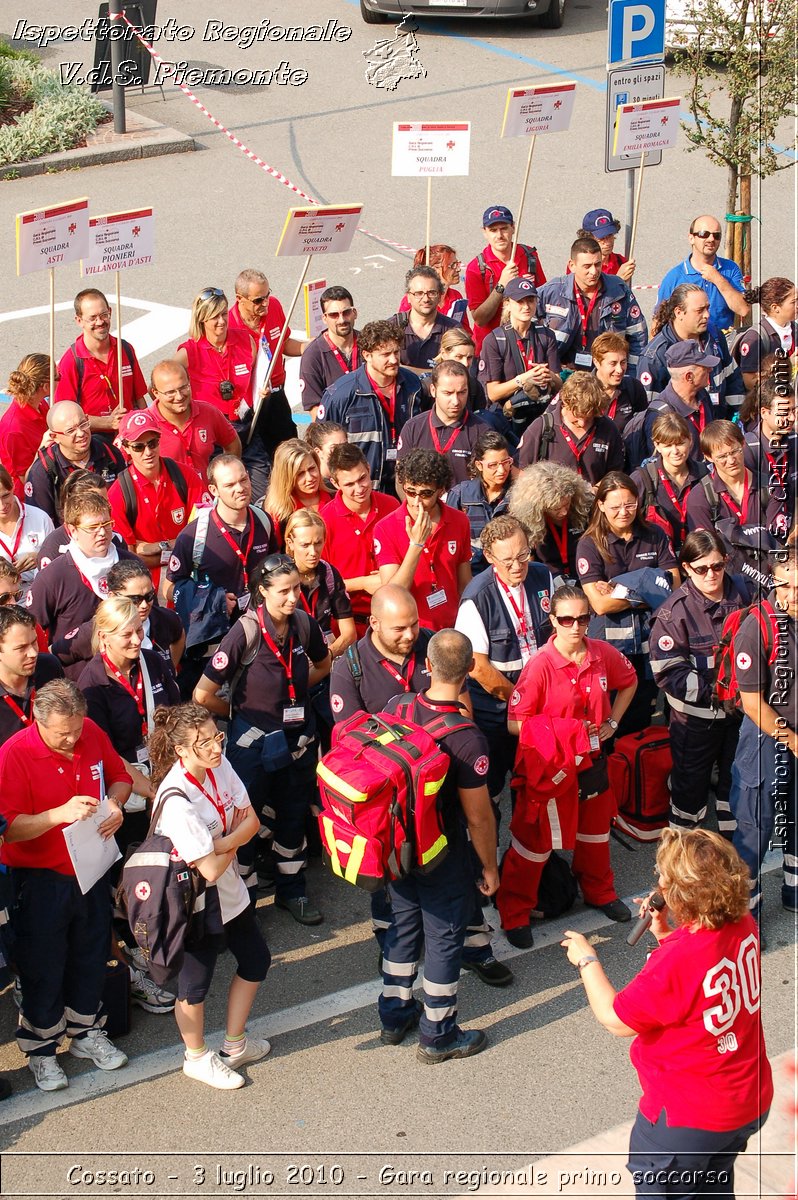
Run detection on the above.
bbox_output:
[607,0,666,65]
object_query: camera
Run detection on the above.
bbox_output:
[219,380,234,402]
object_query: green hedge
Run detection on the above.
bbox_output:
[0,56,107,168]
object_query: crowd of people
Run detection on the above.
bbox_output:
[0,200,792,1196]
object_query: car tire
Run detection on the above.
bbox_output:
[539,0,566,28]
[360,0,389,22]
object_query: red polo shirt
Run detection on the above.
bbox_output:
[55,335,148,417]
[228,296,288,388]
[508,635,637,728]
[465,243,547,352]
[374,500,471,631]
[149,401,237,478]
[0,399,49,499]
[323,489,400,619]
[0,716,130,874]
[108,460,206,549]
[178,329,256,421]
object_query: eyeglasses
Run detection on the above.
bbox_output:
[0,590,22,605]
[199,287,225,301]
[688,560,726,576]
[553,613,591,628]
[479,458,513,472]
[711,447,743,464]
[493,550,531,568]
[194,731,225,752]
[76,521,113,536]
[123,590,156,604]
[157,385,191,399]
[57,418,91,438]
[127,437,161,453]
[692,230,721,240]
[403,488,437,500]
[324,307,354,319]
[605,502,638,515]
[408,290,441,299]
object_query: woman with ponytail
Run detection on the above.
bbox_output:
[149,703,271,1090]
[0,354,52,499]
[735,278,797,389]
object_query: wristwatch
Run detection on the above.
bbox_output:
[494,283,505,295]
[606,717,618,731]
[577,954,599,972]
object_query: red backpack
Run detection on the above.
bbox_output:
[608,727,673,842]
[712,600,780,715]
[316,703,472,892]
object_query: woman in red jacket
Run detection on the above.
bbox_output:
[563,828,772,1200]
[0,354,51,500]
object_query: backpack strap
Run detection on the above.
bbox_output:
[162,457,189,507]
[540,409,556,460]
[37,445,61,486]
[699,474,720,525]
[147,786,187,837]
[119,469,139,530]
[70,344,85,403]
[191,506,212,575]
[424,712,474,740]
[344,642,363,687]
[751,599,779,666]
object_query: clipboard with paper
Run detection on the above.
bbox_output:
[62,762,122,895]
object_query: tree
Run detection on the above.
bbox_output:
[669,0,797,269]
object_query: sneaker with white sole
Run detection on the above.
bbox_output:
[119,943,148,973]
[219,1036,272,1068]
[11,978,22,1011]
[183,1050,244,1090]
[69,1029,128,1071]
[28,1055,68,1092]
[129,967,176,1014]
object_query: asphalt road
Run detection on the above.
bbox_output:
[0,0,795,1193]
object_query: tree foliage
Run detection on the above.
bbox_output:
[669,0,797,212]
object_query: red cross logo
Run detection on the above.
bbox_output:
[554,100,562,109]
[68,223,76,234]
[446,140,455,150]
[660,116,669,125]
[335,222,345,232]
[132,225,141,236]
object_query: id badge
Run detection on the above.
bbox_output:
[136,745,149,765]
[427,587,447,610]
[237,399,251,422]
[283,704,306,725]
[160,547,171,565]
[709,391,720,406]
[589,730,601,753]
[323,629,335,645]
[237,593,251,611]
[574,352,593,368]
[385,447,398,461]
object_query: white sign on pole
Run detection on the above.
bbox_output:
[16,197,89,276]
[605,64,665,172]
[391,122,471,176]
[304,278,328,339]
[82,208,155,275]
[501,82,577,137]
[613,95,680,156]
[276,204,362,257]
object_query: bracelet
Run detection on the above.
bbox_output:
[411,541,426,548]
[576,954,599,972]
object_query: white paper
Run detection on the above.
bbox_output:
[501,83,577,138]
[275,204,362,257]
[16,197,90,276]
[304,278,328,339]
[82,208,155,275]
[391,122,470,176]
[63,796,122,896]
[613,95,680,156]
[611,583,630,599]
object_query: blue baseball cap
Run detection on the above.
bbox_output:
[582,208,621,236]
[505,276,538,301]
[665,340,720,369]
[482,205,514,227]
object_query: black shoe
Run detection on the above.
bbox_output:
[380,1002,422,1046]
[461,956,513,987]
[0,1077,11,1102]
[504,925,534,950]
[591,899,632,923]
[274,895,323,926]
[416,1027,487,1064]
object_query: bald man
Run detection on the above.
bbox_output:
[24,401,126,522]
[658,214,749,331]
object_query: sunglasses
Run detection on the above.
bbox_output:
[261,553,295,575]
[324,307,354,319]
[688,560,726,576]
[127,437,161,453]
[553,613,591,627]
[692,230,721,240]
[247,293,270,306]
[403,488,437,500]
[0,591,23,605]
[124,590,156,604]
[199,287,225,301]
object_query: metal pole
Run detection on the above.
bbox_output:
[109,7,127,134]
[624,167,635,258]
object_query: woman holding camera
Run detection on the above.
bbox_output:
[562,828,772,1200]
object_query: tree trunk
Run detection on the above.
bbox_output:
[740,175,752,284]
[725,94,744,256]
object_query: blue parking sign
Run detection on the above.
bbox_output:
[608,0,666,65]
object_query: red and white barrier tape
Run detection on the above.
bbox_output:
[118,13,417,255]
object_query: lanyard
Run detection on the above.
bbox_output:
[2,688,34,727]
[574,288,600,349]
[687,403,706,435]
[366,372,397,441]
[764,446,788,488]
[545,517,570,571]
[181,765,226,833]
[495,574,528,638]
[212,509,255,591]
[560,422,596,475]
[515,332,538,370]
[379,657,414,693]
[324,333,357,374]
[257,605,296,702]
[605,392,619,421]
[428,411,463,455]
[657,468,690,531]
[102,653,147,738]
[721,475,751,524]
[299,580,319,617]
[0,511,24,561]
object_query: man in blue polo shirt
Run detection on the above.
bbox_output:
[658,214,750,332]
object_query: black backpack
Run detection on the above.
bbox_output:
[530,850,578,919]
[537,409,558,460]
[117,457,190,531]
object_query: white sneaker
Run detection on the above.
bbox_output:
[219,1036,272,1067]
[69,1029,128,1071]
[129,967,176,1014]
[119,943,148,973]
[183,1050,245,1090]
[29,1056,68,1092]
[11,978,22,1011]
